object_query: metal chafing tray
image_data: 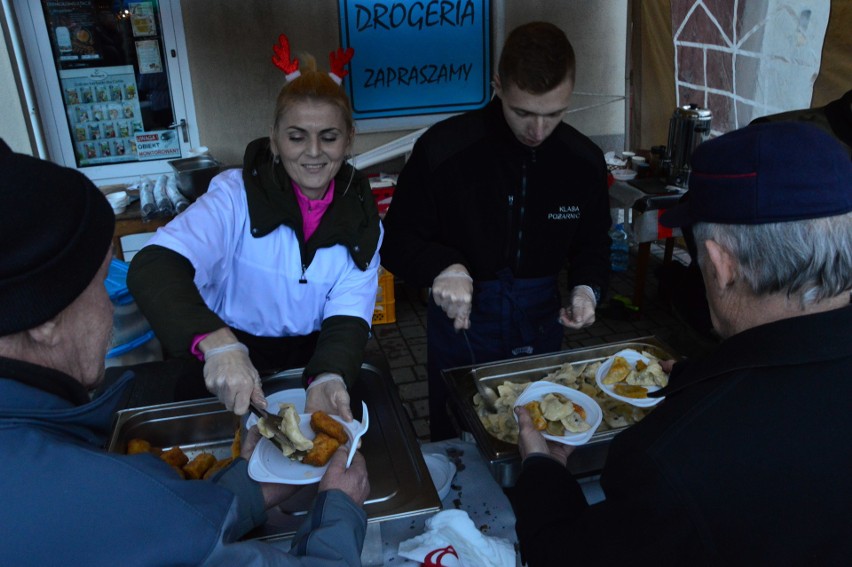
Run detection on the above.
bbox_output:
[108,362,440,542]
[443,336,679,487]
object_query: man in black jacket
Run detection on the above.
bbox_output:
[511,121,852,565]
[381,22,611,440]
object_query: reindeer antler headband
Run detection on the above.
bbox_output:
[272,34,355,86]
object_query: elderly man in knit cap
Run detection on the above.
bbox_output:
[510,122,852,565]
[0,140,369,566]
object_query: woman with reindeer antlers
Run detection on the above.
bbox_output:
[129,35,382,424]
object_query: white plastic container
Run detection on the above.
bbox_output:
[105,191,129,215]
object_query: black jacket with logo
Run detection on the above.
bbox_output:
[381,97,611,295]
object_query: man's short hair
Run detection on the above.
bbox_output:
[497,22,576,94]
[692,214,852,306]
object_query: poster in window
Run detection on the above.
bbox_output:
[129,2,157,37]
[60,65,142,166]
[60,64,179,166]
[135,39,163,74]
[43,0,101,66]
[134,130,180,161]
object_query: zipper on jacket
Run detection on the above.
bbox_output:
[514,155,531,272]
[299,264,308,284]
[506,193,514,267]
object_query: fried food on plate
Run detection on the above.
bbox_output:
[562,411,591,433]
[257,415,297,457]
[183,452,217,480]
[160,446,189,468]
[531,394,591,435]
[279,403,314,452]
[603,355,631,384]
[539,393,574,421]
[311,411,349,445]
[627,361,668,388]
[302,432,340,467]
[613,383,648,399]
[524,401,547,431]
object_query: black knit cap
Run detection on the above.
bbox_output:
[0,139,115,335]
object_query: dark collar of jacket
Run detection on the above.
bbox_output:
[240,137,380,271]
[0,355,135,445]
[657,304,852,397]
[0,355,91,406]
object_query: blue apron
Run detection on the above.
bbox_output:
[427,269,563,440]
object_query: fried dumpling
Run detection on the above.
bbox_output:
[603,356,631,384]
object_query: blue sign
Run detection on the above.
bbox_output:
[338,0,490,119]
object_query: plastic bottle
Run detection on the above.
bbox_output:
[609,223,629,272]
[138,177,157,220]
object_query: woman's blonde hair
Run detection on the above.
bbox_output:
[271,54,354,136]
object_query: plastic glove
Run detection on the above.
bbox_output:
[306,373,353,422]
[432,263,473,331]
[559,285,597,330]
[203,342,265,416]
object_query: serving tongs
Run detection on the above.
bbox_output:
[248,402,293,453]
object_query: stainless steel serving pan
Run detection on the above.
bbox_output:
[108,362,440,541]
[443,336,679,487]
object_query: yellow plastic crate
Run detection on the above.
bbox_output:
[372,267,396,324]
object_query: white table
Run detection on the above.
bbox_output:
[376,438,605,566]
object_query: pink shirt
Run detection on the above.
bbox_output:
[293,180,334,240]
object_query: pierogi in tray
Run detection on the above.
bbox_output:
[474,350,666,444]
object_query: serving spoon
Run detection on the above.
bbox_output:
[475,378,500,414]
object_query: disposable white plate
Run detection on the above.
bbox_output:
[611,168,637,181]
[423,453,456,501]
[513,381,602,446]
[247,413,363,485]
[245,388,307,430]
[595,349,665,408]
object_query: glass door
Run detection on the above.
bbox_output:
[11,0,197,185]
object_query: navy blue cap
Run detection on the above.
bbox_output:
[660,121,852,227]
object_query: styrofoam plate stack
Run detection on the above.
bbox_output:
[106,191,129,214]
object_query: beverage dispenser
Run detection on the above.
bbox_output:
[660,104,712,188]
